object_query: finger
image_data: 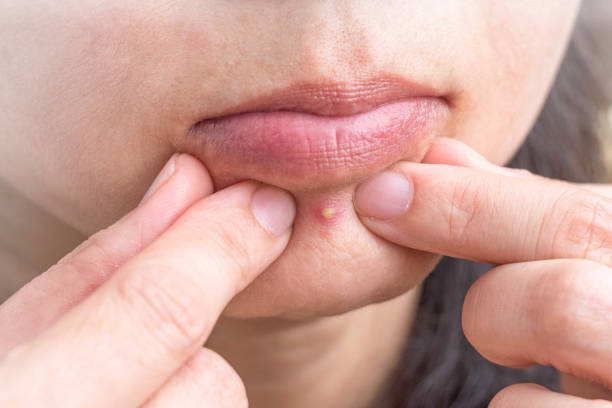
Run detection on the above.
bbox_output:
[421,137,532,178]
[0,182,295,408]
[580,184,612,199]
[354,143,612,266]
[0,153,214,356]
[462,259,612,389]
[425,137,612,202]
[562,373,612,401]
[141,348,247,408]
[490,384,611,408]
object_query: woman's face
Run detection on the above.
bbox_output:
[1,1,580,318]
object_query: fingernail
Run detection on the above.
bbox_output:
[139,153,179,206]
[251,187,296,235]
[354,171,413,220]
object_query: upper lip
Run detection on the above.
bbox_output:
[197,76,443,120]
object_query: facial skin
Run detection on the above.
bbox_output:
[0,1,581,318]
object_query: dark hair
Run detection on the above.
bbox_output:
[372,3,612,408]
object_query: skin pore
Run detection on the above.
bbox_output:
[0,1,582,407]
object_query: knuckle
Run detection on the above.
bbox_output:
[59,229,114,269]
[543,191,612,265]
[116,263,207,352]
[189,349,248,408]
[446,176,491,245]
[208,218,253,266]
[55,224,134,289]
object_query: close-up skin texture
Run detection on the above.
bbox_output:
[2,1,612,407]
[0,0,581,318]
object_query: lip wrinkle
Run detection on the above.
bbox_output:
[181,77,449,190]
[188,97,446,173]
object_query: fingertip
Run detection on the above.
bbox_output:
[136,153,215,229]
[138,153,214,210]
[251,186,296,236]
[423,138,528,178]
[139,153,180,206]
[422,137,485,166]
[354,171,414,220]
[173,153,215,197]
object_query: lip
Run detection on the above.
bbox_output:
[185,78,449,189]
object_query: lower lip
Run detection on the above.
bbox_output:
[187,97,448,186]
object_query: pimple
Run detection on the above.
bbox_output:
[321,207,335,219]
[311,199,345,226]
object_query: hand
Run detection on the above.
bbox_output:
[0,153,296,407]
[354,138,612,406]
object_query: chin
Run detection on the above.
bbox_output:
[223,185,441,320]
[175,80,450,319]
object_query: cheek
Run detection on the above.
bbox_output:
[444,0,581,166]
[0,2,215,234]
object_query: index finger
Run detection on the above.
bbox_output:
[354,150,612,266]
[0,182,295,408]
[0,153,213,355]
